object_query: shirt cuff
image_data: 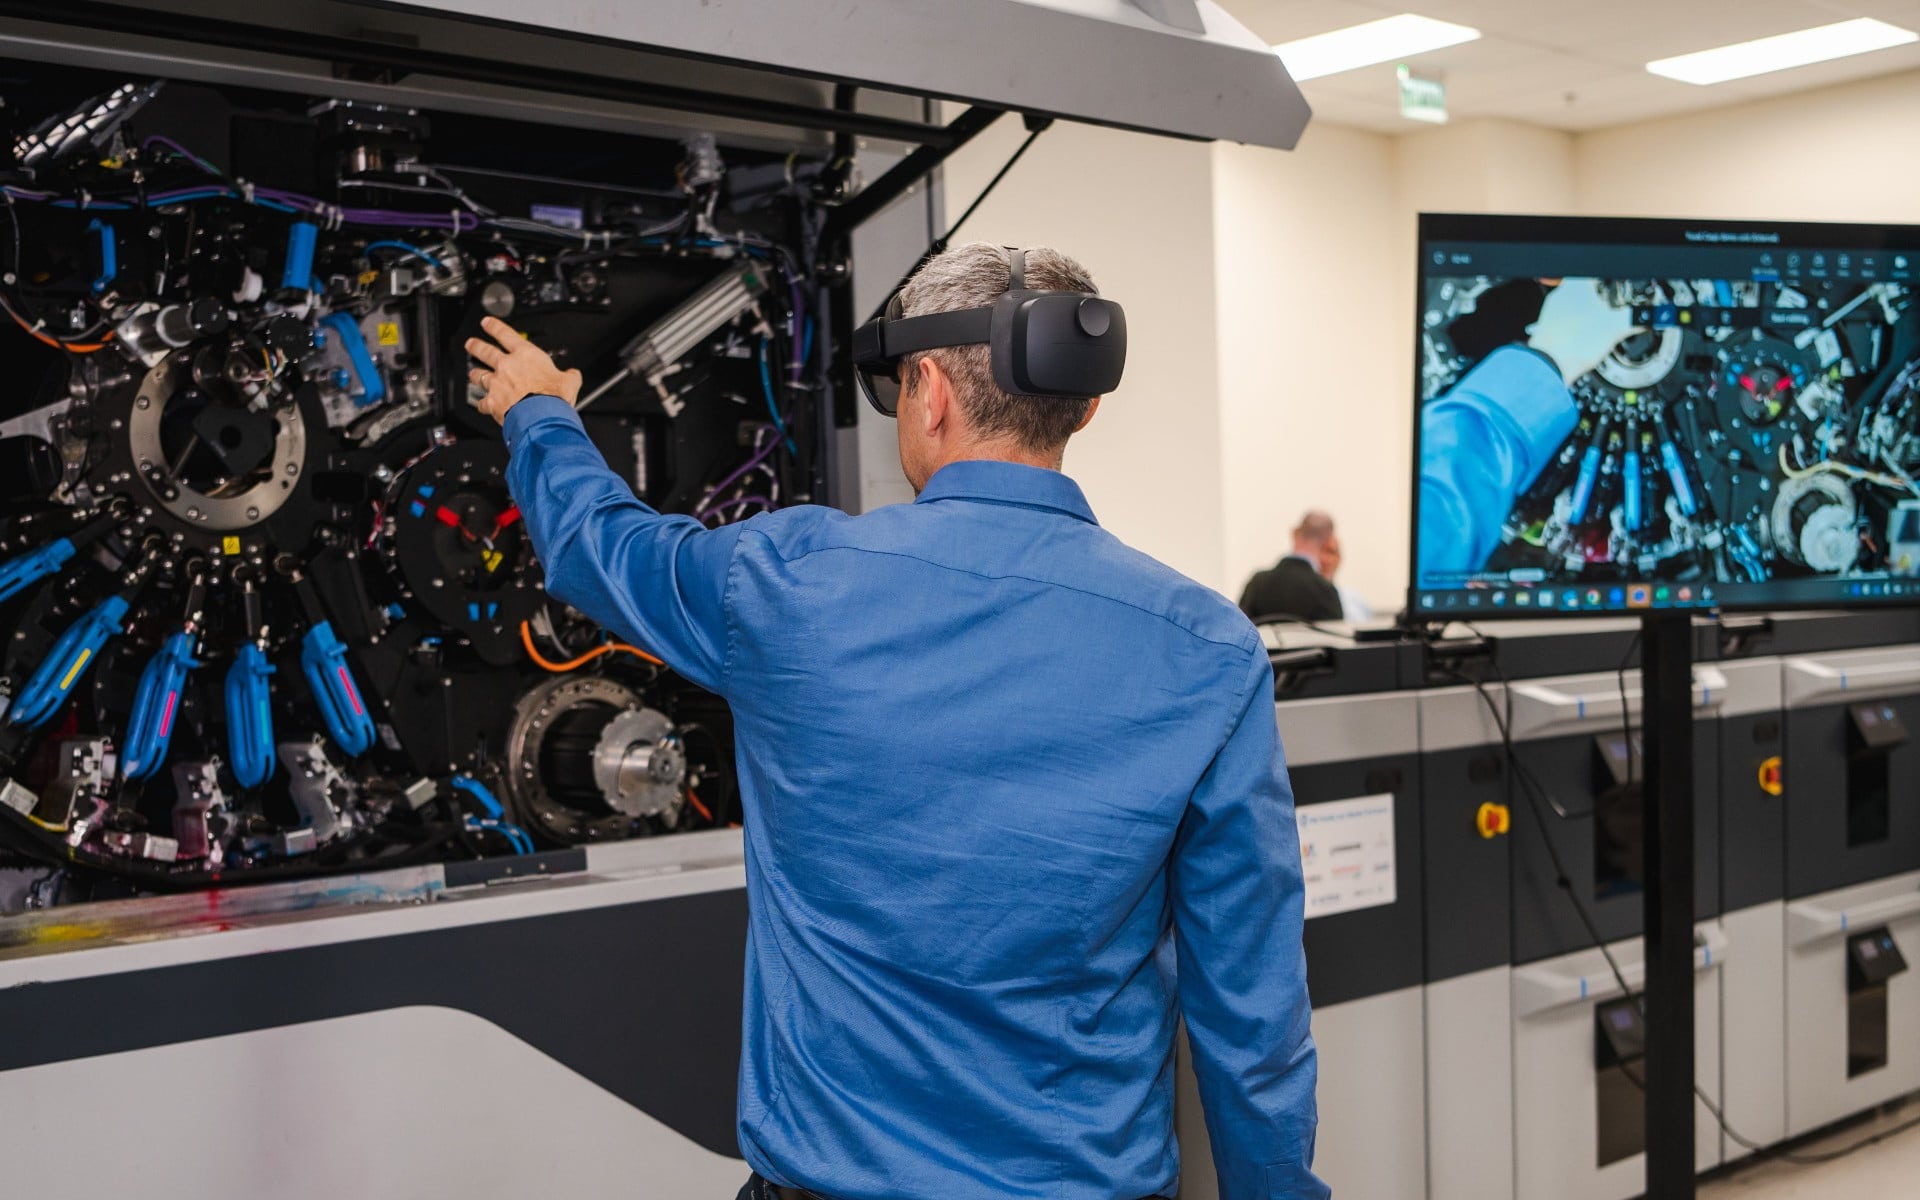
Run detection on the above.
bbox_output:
[1461,345,1578,465]
[501,394,583,448]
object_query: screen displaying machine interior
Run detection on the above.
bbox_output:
[1413,213,1920,617]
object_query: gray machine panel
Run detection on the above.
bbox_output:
[1280,689,1423,1006]
[1275,691,1419,767]
[1781,646,1920,900]
[377,0,1312,149]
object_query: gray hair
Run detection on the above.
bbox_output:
[896,242,1100,452]
[1294,510,1335,545]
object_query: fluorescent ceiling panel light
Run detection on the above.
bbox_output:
[1647,18,1917,85]
[1275,13,1480,82]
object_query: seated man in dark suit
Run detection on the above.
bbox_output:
[1238,510,1344,623]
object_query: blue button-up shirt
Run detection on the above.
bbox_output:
[503,395,1325,1200]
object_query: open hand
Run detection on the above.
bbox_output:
[465,316,582,424]
[1526,279,1644,387]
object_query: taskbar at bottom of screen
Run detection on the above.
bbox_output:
[1415,575,1920,617]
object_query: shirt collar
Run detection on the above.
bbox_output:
[915,459,1098,525]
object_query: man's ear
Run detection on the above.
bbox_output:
[1073,395,1101,434]
[918,356,952,439]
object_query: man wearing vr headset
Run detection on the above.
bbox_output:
[468,243,1323,1200]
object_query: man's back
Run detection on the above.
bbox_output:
[1238,557,1343,625]
[505,399,1324,1200]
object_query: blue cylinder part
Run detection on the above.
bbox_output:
[1570,443,1603,523]
[1624,447,1643,532]
[225,642,276,788]
[318,312,387,407]
[282,221,319,293]
[0,537,75,604]
[123,629,202,780]
[10,593,129,728]
[86,219,116,294]
[1661,440,1698,517]
[301,619,375,756]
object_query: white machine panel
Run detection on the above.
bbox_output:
[1512,926,1725,1200]
[1720,902,1788,1160]
[1177,985,1426,1199]
[1784,869,1920,1135]
[1426,966,1515,1200]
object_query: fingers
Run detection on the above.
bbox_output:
[465,336,506,369]
[468,366,492,388]
[480,316,530,351]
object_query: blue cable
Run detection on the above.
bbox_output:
[801,314,815,364]
[449,775,536,855]
[759,338,798,456]
[363,239,445,269]
[449,773,504,818]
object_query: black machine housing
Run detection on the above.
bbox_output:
[0,63,846,902]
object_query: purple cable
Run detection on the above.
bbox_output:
[142,135,219,175]
[691,431,780,519]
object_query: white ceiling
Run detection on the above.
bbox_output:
[1227,0,1920,132]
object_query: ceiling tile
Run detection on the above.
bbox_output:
[1222,0,1920,133]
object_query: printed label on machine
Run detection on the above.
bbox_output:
[1295,792,1396,919]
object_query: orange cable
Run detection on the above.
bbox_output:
[0,296,112,352]
[519,619,662,670]
[687,789,714,824]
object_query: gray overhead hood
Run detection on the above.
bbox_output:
[0,0,1308,233]
[373,0,1313,151]
[0,0,1308,147]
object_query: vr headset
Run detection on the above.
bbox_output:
[850,247,1127,417]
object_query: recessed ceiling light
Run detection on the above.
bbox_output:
[1275,13,1481,83]
[1646,17,1917,85]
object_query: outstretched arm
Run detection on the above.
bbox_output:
[470,318,743,694]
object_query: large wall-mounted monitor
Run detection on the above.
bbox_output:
[1412,213,1920,618]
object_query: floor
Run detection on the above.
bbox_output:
[1699,1102,1920,1198]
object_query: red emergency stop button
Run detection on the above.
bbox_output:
[1758,755,1783,797]
[1476,801,1511,838]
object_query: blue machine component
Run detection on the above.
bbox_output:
[1731,524,1768,579]
[318,312,387,407]
[122,629,202,780]
[1661,437,1698,517]
[1569,420,1607,523]
[85,218,115,293]
[1623,433,1644,533]
[451,774,534,855]
[281,221,319,293]
[9,594,128,728]
[300,619,375,756]
[225,642,276,788]
[0,537,76,604]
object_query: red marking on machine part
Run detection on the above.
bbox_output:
[159,691,178,738]
[435,505,463,529]
[495,505,521,532]
[1739,374,1755,391]
[338,666,364,714]
[1775,377,1793,392]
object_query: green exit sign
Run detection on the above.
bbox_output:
[1397,64,1448,124]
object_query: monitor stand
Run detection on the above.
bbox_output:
[1642,611,1696,1200]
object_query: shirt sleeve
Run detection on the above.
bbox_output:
[1417,344,1577,582]
[502,394,744,694]
[1170,646,1329,1200]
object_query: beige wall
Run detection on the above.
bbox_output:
[934,116,1229,593]
[1576,69,1920,223]
[1212,122,1402,610]
[931,68,1920,611]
